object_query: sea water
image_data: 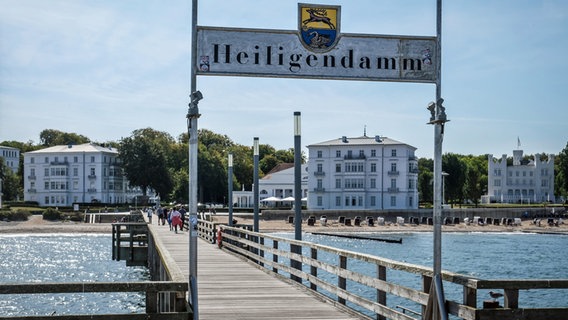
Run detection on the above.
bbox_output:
[272,232,568,316]
[0,234,149,317]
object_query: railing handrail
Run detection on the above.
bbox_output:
[208,223,568,320]
[0,281,188,294]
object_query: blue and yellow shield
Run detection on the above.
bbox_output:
[298,4,340,53]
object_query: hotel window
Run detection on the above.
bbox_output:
[370,196,376,206]
[90,168,96,176]
[391,149,397,157]
[409,196,414,207]
[359,150,364,157]
[370,178,376,189]
[371,149,376,157]
[74,168,78,176]
[335,196,341,206]
[91,156,95,163]
[336,150,341,157]
[391,163,397,172]
[390,196,396,206]
[370,163,376,172]
[74,156,78,163]
[31,157,34,164]
[317,196,323,206]
[44,182,49,190]
[335,179,341,189]
[45,157,49,163]
[317,150,322,158]
[317,179,323,189]
[317,163,323,172]
[45,168,49,176]
[335,163,341,172]
[391,179,397,188]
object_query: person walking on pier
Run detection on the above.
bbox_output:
[178,205,186,230]
[157,206,165,225]
[164,207,171,230]
[146,207,153,224]
[171,207,182,233]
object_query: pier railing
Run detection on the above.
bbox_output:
[210,224,567,320]
[0,281,189,320]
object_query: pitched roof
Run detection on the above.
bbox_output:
[266,163,294,175]
[307,135,416,150]
[25,143,118,154]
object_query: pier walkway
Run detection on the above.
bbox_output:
[147,220,360,320]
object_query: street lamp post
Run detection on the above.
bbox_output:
[291,111,302,282]
[253,137,259,233]
[228,153,234,226]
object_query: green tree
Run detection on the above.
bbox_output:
[119,128,174,199]
[39,129,90,146]
[442,153,467,206]
[463,155,487,206]
[229,144,253,191]
[418,158,433,204]
[0,158,21,201]
[557,142,568,201]
[259,154,280,174]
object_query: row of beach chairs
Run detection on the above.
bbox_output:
[286,215,539,227]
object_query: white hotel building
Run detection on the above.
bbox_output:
[307,135,419,210]
[484,149,555,204]
[23,143,136,206]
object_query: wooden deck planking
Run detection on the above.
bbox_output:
[147,220,361,320]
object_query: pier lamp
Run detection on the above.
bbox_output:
[291,111,303,283]
[228,153,234,226]
[253,137,259,233]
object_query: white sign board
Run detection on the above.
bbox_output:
[196,26,438,83]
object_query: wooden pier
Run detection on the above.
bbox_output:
[2,213,566,320]
[146,219,361,319]
[147,217,568,320]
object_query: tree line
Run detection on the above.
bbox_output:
[1,128,568,206]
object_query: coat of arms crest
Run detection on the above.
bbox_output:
[298,3,340,53]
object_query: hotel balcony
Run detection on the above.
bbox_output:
[313,187,325,192]
[87,188,97,192]
[344,154,366,160]
[50,160,69,165]
[388,170,399,176]
[88,174,97,179]
[313,171,325,177]
[27,188,37,193]
[388,187,400,193]
[28,175,36,180]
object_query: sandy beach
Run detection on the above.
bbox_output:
[0,215,111,234]
[2,214,565,235]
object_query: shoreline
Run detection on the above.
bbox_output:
[1,215,566,235]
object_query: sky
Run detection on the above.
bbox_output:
[1,0,567,159]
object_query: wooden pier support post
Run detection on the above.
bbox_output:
[338,255,347,305]
[310,248,318,291]
[377,265,387,320]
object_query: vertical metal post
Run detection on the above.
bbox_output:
[228,153,234,226]
[293,111,302,241]
[431,1,448,319]
[291,111,302,282]
[253,137,259,233]
[188,0,199,319]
